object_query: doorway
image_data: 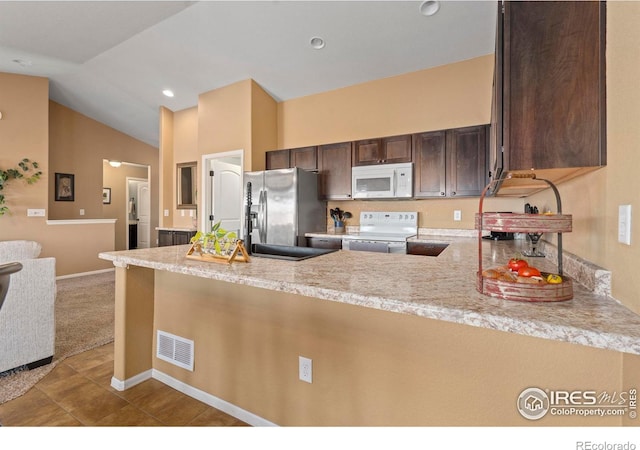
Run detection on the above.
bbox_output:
[126,177,150,249]
[201,150,244,236]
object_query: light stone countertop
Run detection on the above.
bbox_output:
[99,237,640,356]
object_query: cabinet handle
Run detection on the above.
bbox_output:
[440,192,446,196]
[452,192,456,196]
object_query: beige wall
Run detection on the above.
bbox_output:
[159,106,174,229]
[169,106,199,229]
[0,74,159,275]
[48,101,159,251]
[198,79,252,159]
[277,55,495,148]
[153,270,630,426]
[0,73,49,225]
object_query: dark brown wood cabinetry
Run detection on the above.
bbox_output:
[413,125,488,198]
[265,146,318,171]
[492,1,606,194]
[158,229,196,247]
[290,146,317,171]
[407,241,449,257]
[306,237,342,249]
[265,149,290,170]
[317,142,353,200]
[353,134,412,166]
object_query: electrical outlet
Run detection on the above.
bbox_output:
[164,209,169,217]
[299,356,312,383]
[454,210,462,221]
[79,209,85,216]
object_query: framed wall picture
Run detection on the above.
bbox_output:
[102,187,111,204]
[55,173,75,201]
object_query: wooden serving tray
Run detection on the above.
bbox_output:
[477,272,573,302]
[476,212,572,233]
[185,240,250,264]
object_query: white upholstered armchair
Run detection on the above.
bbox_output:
[0,240,56,373]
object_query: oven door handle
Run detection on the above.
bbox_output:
[348,240,390,253]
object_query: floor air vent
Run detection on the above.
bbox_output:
[157,330,194,371]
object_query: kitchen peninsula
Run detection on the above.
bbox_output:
[99,238,640,426]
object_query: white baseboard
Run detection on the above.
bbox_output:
[110,369,152,391]
[152,369,278,427]
[57,268,115,280]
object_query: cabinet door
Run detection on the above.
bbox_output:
[503,1,605,171]
[353,135,412,166]
[413,131,447,198]
[447,125,488,197]
[306,237,342,250]
[265,150,290,170]
[318,142,353,200]
[381,134,412,164]
[158,230,173,247]
[353,139,382,166]
[290,146,317,171]
[173,231,194,245]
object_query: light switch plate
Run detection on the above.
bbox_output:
[27,208,45,217]
[618,204,632,245]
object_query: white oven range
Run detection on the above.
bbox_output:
[341,211,418,254]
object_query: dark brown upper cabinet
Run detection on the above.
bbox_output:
[413,125,488,198]
[265,149,290,170]
[317,142,353,200]
[492,1,606,196]
[290,146,317,171]
[266,146,318,171]
[353,134,412,166]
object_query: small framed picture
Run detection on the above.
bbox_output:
[55,173,75,201]
[102,187,111,204]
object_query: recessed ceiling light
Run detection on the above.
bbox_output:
[109,160,122,168]
[419,0,440,16]
[162,89,175,98]
[310,37,325,50]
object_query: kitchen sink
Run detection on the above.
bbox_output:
[250,243,339,261]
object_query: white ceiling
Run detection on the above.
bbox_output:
[0,1,497,147]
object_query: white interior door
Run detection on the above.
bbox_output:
[137,182,150,248]
[211,160,242,235]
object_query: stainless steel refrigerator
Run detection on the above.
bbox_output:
[243,168,326,247]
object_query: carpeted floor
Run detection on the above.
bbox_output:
[0,270,115,404]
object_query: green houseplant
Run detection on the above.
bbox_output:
[190,221,238,256]
[0,158,42,216]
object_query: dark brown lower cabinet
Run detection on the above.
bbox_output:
[158,230,196,247]
[306,237,343,249]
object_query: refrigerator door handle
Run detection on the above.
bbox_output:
[259,189,267,243]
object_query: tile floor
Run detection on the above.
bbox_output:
[0,343,248,426]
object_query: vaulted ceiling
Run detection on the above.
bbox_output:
[0,1,497,147]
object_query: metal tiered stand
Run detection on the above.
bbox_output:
[476,173,573,302]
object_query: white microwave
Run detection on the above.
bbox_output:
[352,162,413,199]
